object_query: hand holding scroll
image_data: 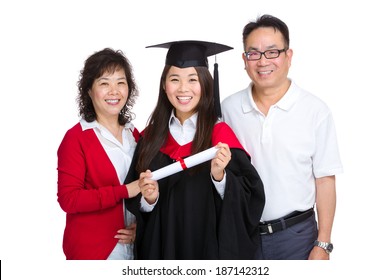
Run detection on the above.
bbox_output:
[139,170,159,204]
[211,142,231,181]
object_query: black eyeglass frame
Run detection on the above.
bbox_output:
[244,48,287,61]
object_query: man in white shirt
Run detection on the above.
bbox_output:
[221,14,343,260]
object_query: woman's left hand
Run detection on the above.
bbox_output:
[211,142,231,181]
[115,222,136,244]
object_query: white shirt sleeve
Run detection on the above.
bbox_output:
[211,172,226,199]
[139,195,159,212]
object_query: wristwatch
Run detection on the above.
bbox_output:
[314,240,333,254]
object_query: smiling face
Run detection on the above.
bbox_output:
[89,68,128,122]
[243,27,292,94]
[164,66,201,123]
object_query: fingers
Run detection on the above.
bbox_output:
[139,170,157,190]
[115,226,136,244]
[141,184,159,205]
[141,183,158,195]
[126,222,137,230]
[138,170,159,204]
[139,170,156,187]
[140,180,158,195]
[211,143,232,181]
[214,142,231,167]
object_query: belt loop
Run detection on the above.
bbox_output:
[267,224,273,234]
[280,218,287,230]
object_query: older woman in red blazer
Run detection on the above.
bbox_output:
[57,48,140,260]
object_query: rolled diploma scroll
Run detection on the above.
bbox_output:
[150,146,219,181]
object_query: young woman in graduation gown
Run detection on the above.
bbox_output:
[125,41,265,260]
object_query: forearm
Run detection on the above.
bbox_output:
[315,176,336,242]
[58,182,128,214]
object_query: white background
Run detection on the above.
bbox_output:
[1,0,389,279]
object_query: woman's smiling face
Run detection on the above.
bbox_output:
[89,68,128,121]
[164,66,201,123]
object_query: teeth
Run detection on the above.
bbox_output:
[177,97,192,100]
[258,71,272,75]
[106,99,119,104]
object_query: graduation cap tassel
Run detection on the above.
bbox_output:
[213,62,222,118]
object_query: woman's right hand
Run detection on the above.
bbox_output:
[126,180,141,198]
[139,170,159,204]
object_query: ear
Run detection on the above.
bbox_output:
[286,48,293,67]
[286,48,293,57]
[242,52,248,69]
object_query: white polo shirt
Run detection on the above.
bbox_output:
[221,81,343,221]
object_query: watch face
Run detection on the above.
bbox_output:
[314,241,333,253]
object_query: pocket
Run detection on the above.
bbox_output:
[286,215,317,237]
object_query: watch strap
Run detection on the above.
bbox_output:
[314,240,333,253]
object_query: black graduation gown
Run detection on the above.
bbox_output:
[125,122,265,260]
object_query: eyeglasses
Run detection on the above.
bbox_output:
[244,49,286,61]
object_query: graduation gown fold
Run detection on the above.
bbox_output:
[125,122,265,259]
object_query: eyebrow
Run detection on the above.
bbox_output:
[248,44,278,51]
[97,76,126,81]
[168,73,198,78]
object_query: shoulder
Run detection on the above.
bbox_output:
[221,85,254,119]
[61,123,83,140]
[127,123,141,143]
[293,82,330,111]
[58,122,96,151]
[58,123,82,153]
[212,122,245,151]
[221,85,249,107]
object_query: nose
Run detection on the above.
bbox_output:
[109,84,119,95]
[178,82,188,93]
[257,54,269,66]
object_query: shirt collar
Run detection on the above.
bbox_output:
[242,83,256,113]
[274,81,302,111]
[168,110,198,129]
[242,80,302,113]
[80,118,98,131]
[79,118,134,131]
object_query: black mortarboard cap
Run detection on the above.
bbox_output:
[146,40,233,117]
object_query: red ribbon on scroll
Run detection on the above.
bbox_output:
[177,157,187,170]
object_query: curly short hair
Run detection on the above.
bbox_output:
[77,48,138,125]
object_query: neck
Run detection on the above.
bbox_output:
[97,117,123,143]
[252,79,291,115]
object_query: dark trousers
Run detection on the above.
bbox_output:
[254,214,318,260]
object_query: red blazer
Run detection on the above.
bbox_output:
[57,123,138,259]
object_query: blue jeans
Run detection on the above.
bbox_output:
[254,213,318,260]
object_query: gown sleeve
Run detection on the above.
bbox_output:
[216,147,265,259]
